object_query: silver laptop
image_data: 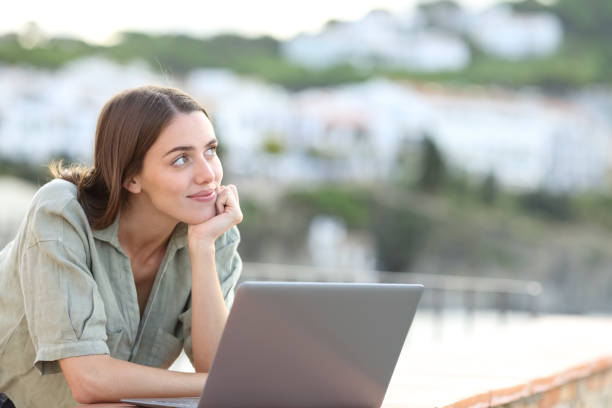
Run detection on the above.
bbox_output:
[122,281,423,408]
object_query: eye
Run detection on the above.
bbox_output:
[172,154,189,166]
[204,145,217,157]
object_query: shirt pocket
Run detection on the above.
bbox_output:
[106,328,129,360]
[150,328,183,369]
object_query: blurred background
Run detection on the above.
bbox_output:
[2,0,612,318]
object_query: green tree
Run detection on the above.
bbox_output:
[513,0,612,40]
[372,203,432,272]
[394,138,419,189]
[519,189,574,221]
[284,186,373,229]
[261,132,286,155]
[481,172,499,205]
[555,0,612,39]
[418,135,446,194]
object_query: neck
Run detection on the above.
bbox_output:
[118,196,177,262]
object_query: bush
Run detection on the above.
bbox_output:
[261,136,286,155]
[284,186,373,229]
[371,203,432,272]
[519,190,574,221]
[417,136,446,193]
[480,172,499,205]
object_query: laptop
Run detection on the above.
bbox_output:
[122,281,423,408]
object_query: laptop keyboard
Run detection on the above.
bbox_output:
[146,402,195,407]
[126,397,200,407]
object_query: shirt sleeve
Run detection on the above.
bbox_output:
[19,204,109,375]
[180,225,243,366]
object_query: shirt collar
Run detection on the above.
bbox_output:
[92,209,189,254]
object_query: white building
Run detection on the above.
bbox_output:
[282,4,563,72]
[0,57,164,162]
[186,69,612,192]
[282,10,470,72]
[0,60,610,193]
[466,5,563,60]
[402,83,611,191]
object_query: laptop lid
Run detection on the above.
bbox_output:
[199,281,423,408]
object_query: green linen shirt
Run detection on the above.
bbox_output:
[0,179,242,407]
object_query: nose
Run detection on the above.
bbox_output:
[194,157,215,184]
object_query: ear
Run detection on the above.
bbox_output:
[122,176,142,194]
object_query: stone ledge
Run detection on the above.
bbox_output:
[443,355,612,407]
[382,313,612,407]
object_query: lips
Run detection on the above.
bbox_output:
[188,189,216,202]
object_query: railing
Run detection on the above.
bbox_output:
[241,262,543,320]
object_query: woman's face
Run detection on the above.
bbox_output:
[129,110,223,225]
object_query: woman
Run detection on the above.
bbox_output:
[0,85,243,407]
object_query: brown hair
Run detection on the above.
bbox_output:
[49,85,210,230]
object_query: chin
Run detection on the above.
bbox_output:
[182,211,217,225]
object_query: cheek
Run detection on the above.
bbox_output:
[214,159,224,183]
[146,170,187,197]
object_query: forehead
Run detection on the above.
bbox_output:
[153,111,215,150]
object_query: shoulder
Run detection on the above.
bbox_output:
[25,179,91,245]
[31,178,78,208]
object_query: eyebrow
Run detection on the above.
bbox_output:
[163,139,218,157]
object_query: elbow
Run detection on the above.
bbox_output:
[194,362,212,373]
[61,355,110,404]
[68,379,95,404]
[72,388,95,405]
[69,370,105,404]
[193,354,213,373]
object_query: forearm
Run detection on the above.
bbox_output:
[60,354,207,404]
[190,246,228,372]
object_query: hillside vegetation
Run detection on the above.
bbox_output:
[1,0,611,90]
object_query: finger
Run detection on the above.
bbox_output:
[219,185,238,207]
[226,185,242,223]
[227,184,239,205]
[215,187,228,215]
[218,188,238,213]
